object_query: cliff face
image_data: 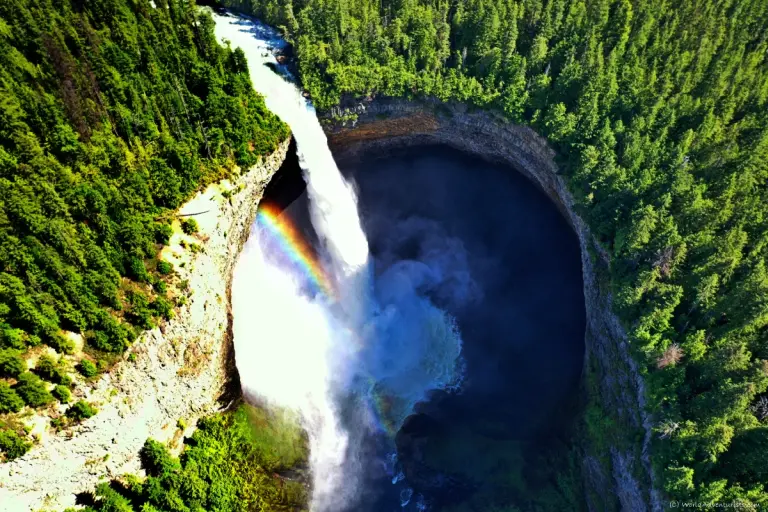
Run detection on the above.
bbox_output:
[0,140,290,512]
[0,98,659,511]
[323,99,661,512]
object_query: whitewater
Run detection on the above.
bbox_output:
[213,13,464,511]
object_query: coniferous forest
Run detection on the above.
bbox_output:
[223,0,768,507]
[1,0,768,510]
[71,406,309,512]
[0,0,287,459]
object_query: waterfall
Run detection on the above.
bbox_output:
[214,13,464,511]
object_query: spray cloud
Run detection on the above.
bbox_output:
[214,14,464,511]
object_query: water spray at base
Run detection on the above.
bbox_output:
[215,13,465,511]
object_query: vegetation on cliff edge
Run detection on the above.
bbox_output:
[224,0,768,507]
[0,0,289,460]
[72,405,309,512]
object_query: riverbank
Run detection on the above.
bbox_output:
[323,98,662,512]
[0,140,290,512]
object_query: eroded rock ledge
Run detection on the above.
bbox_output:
[323,99,662,512]
[0,140,290,512]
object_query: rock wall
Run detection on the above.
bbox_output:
[0,140,290,512]
[323,99,662,512]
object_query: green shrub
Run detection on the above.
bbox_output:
[154,280,167,294]
[0,428,31,460]
[52,385,71,404]
[86,331,111,352]
[0,328,26,350]
[156,260,173,275]
[93,482,134,512]
[0,329,39,350]
[128,256,151,283]
[150,297,174,321]
[126,290,154,330]
[154,223,174,245]
[87,313,132,353]
[77,359,98,378]
[47,332,75,354]
[58,371,73,386]
[35,355,71,385]
[0,349,26,378]
[14,373,54,407]
[66,400,97,422]
[140,439,181,476]
[35,355,57,380]
[180,218,199,235]
[0,382,25,413]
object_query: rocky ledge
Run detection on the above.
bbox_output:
[323,99,662,512]
[0,140,290,512]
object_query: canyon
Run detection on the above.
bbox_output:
[324,98,661,512]
[1,98,658,512]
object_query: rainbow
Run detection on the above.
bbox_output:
[368,392,400,436]
[256,202,335,299]
[256,203,403,437]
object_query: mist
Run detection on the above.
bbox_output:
[340,146,585,431]
[216,14,466,512]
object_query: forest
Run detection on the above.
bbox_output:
[1,0,767,508]
[70,406,309,512]
[221,0,768,507]
[0,0,288,460]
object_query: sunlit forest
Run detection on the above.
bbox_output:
[71,406,308,512]
[2,0,768,510]
[0,0,287,459]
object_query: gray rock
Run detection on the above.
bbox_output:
[0,140,290,512]
[325,99,661,512]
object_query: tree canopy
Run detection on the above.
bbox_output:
[74,406,308,512]
[0,0,288,460]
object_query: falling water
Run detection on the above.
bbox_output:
[214,12,464,511]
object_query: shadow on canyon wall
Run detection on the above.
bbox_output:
[262,142,587,511]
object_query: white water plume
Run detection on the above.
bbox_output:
[214,13,465,511]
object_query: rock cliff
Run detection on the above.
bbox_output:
[0,97,662,511]
[323,99,662,512]
[0,140,290,512]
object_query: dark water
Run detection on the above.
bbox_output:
[262,143,586,511]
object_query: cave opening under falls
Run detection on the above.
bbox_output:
[255,142,587,512]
